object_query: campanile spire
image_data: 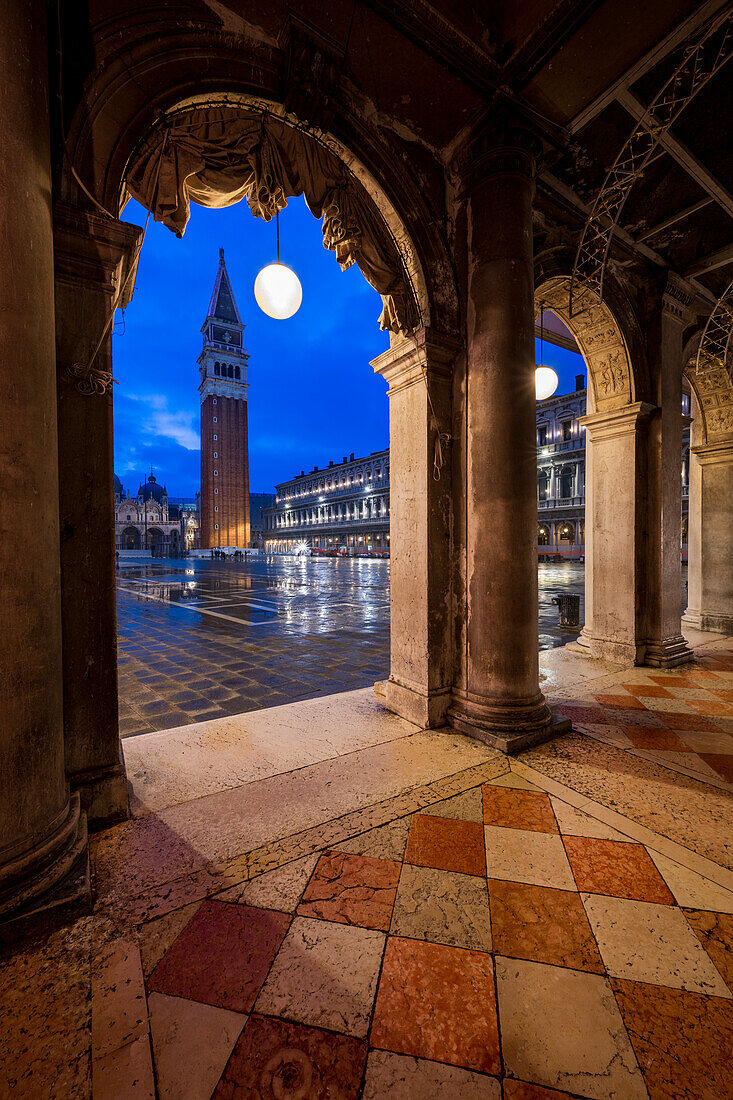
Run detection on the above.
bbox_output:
[198,249,250,548]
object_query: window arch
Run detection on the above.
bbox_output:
[538,526,550,546]
[234,365,240,379]
[214,362,220,375]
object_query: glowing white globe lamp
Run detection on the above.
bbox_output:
[534,304,559,400]
[254,263,302,319]
[254,209,302,320]
[535,365,559,400]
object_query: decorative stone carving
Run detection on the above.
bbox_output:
[281,15,345,133]
[535,276,633,411]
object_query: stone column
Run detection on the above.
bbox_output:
[643,279,693,666]
[570,403,655,664]
[447,131,568,752]
[683,437,733,634]
[54,203,143,827]
[0,0,89,936]
[371,329,457,727]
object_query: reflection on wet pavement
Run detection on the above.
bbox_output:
[119,557,671,737]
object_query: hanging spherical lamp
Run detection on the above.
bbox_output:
[535,305,559,400]
[254,210,302,320]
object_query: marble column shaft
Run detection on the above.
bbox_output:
[0,0,88,926]
[371,329,457,727]
[54,203,143,827]
[683,434,733,635]
[643,286,693,666]
[448,137,564,752]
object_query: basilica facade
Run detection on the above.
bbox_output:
[114,472,199,556]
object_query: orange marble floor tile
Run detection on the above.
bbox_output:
[687,698,733,717]
[370,936,500,1074]
[296,850,400,932]
[621,726,694,751]
[147,900,291,1013]
[404,814,486,877]
[503,1080,582,1100]
[562,837,674,904]
[711,689,733,702]
[647,675,699,688]
[685,910,733,990]
[482,787,559,833]
[621,684,674,699]
[658,711,721,732]
[488,879,604,974]
[594,694,648,710]
[611,978,733,1100]
[700,754,733,783]
[214,1014,367,1098]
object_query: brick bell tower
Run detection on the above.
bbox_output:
[199,249,250,549]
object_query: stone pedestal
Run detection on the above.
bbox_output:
[447,132,568,752]
[682,439,733,635]
[54,203,142,828]
[371,329,457,727]
[642,283,693,667]
[0,0,90,932]
[570,403,655,665]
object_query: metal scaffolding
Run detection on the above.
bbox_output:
[569,9,733,317]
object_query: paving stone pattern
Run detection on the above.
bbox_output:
[117,557,585,737]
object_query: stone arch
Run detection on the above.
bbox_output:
[533,274,636,413]
[59,19,458,337]
[682,331,733,445]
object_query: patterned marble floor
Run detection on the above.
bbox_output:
[2,638,732,1099]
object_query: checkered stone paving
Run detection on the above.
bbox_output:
[557,647,733,789]
[138,775,733,1099]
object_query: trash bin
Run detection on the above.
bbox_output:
[552,593,581,631]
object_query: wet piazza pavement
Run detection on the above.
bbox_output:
[117,557,588,737]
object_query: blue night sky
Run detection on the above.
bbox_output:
[112,195,584,499]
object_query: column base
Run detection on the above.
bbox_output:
[446,693,571,754]
[566,630,643,666]
[643,635,694,668]
[682,609,733,636]
[0,795,91,946]
[379,677,451,729]
[69,758,129,830]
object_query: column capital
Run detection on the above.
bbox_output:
[691,438,733,463]
[580,401,656,440]
[370,327,460,394]
[452,116,542,197]
[661,272,696,326]
[54,201,143,301]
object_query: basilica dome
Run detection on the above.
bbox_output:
[138,472,167,503]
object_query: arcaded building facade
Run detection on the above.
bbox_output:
[1,9,732,1075]
[264,450,390,552]
[199,250,251,549]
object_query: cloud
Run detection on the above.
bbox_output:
[124,393,200,450]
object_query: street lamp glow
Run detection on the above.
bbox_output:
[254,263,302,319]
[535,366,559,400]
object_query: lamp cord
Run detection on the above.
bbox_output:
[276,209,280,263]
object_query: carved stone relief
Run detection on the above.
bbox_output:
[535,276,633,411]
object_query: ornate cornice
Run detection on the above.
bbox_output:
[452,117,542,198]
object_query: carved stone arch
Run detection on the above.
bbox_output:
[533,273,636,412]
[58,17,458,336]
[682,331,733,444]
